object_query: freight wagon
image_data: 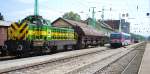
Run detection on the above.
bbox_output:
[52,18,109,49]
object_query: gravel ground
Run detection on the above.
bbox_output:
[94,43,146,74]
[121,44,146,74]
[67,48,134,74]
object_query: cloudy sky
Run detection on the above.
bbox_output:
[0,0,150,36]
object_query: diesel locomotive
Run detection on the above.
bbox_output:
[1,15,78,56]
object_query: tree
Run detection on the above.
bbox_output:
[148,36,150,41]
[62,11,81,21]
[0,12,4,20]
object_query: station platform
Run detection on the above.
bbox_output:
[138,43,150,74]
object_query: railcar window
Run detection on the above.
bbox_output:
[110,34,121,39]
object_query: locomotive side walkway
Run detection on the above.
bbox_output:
[138,42,150,74]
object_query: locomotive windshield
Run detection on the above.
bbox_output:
[22,15,51,26]
[110,34,121,39]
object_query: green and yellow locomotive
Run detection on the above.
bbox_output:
[2,15,77,56]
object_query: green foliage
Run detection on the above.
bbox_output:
[62,11,81,21]
[0,12,4,20]
[130,33,145,41]
[147,36,150,41]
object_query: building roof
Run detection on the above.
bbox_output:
[104,20,120,30]
[97,21,113,30]
[52,17,105,36]
[83,18,113,31]
[0,20,11,26]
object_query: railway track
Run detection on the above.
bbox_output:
[94,43,146,74]
[0,44,110,61]
[0,42,145,74]
[0,56,16,61]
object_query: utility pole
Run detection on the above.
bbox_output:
[119,13,122,32]
[89,7,96,28]
[34,0,39,16]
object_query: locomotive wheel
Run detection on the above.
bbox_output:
[74,45,80,50]
[16,45,25,58]
[17,45,23,51]
[16,52,24,58]
[16,51,29,58]
[44,46,51,54]
[1,45,8,56]
[51,46,57,53]
[100,43,104,46]
[72,45,76,50]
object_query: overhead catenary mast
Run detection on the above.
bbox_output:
[101,7,104,22]
[89,7,96,28]
[34,0,39,16]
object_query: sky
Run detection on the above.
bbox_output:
[0,0,150,36]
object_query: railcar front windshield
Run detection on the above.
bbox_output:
[110,34,121,39]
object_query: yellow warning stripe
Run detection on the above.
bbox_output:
[18,26,29,40]
[18,22,27,32]
[12,23,19,30]
[9,27,17,37]
[8,28,14,39]
[8,21,29,40]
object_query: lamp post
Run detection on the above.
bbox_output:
[119,13,122,32]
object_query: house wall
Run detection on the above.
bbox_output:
[0,26,8,46]
[104,20,120,30]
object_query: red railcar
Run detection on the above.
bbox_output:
[110,32,131,47]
